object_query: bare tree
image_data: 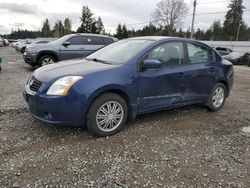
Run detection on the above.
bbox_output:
[151,0,189,35]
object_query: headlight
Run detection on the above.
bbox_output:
[26,48,36,54]
[47,76,83,96]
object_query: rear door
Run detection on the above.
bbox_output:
[81,36,105,57]
[184,42,218,101]
[60,36,85,60]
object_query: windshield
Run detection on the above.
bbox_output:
[50,35,70,45]
[86,39,154,64]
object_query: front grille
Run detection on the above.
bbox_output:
[29,77,42,93]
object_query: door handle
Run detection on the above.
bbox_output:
[209,67,216,72]
[178,72,185,78]
[79,48,85,50]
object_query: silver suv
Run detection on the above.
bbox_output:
[23,33,117,67]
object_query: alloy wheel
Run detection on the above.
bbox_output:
[42,57,54,66]
[96,101,124,132]
[212,87,225,108]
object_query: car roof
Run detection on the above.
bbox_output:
[67,33,116,39]
[125,36,212,47]
[126,36,205,43]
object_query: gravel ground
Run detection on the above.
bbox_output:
[0,46,250,187]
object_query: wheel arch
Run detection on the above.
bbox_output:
[84,86,134,123]
[218,80,229,97]
[37,51,59,63]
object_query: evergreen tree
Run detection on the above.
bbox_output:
[53,22,59,37]
[115,23,123,39]
[64,18,72,35]
[95,17,104,34]
[41,19,50,37]
[223,0,245,40]
[58,20,64,37]
[77,6,94,33]
[121,24,128,39]
[211,20,223,40]
[53,20,64,37]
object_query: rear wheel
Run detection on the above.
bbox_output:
[38,55,56,67]
[206,83,227,111]
[87,93,128,137]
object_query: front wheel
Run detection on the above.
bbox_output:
[21,47,26,53]
[38,55,56,67]
[87,93,128,137]
[206,83,227,111]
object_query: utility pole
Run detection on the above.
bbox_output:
[191,0,197,39]
[236,21,241,41]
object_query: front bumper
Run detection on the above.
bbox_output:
[23,53,37,66]
[23,86,86,127]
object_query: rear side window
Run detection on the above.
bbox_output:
[85,37,104,45]
[187,43,214,64]
[104,38,114,45]
[67,37,84,45]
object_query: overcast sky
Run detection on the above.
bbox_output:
[0,0,249,35]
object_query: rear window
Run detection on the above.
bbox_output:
[187,43,214,64]
[104,38,114,45]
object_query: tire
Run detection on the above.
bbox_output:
[38,55,56,67]
[21,47,26,54]
[87,93,128,137]
[206,83,227,111]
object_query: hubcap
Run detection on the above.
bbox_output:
[212,87,225,108]
[42,57,54,66]
[96,101,124,132]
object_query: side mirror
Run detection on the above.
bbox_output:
[63,41,70,47]
[142,59,161,70]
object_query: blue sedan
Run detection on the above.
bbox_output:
[23,37,234,136]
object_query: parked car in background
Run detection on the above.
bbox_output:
[0,38,4,47]
[3,38,9,46]
[223,51,250,65]
[0,36,9,46]
[16,38,54,53]
[8,39,18,43]
[23,37,234,136]
[215,47,233,56]
[15,40,32,52]
[23,33,117,67]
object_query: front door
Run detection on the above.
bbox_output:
[137,41,189,114]
[60,36,85,60]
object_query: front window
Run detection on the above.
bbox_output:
[67,36,85,45]
[146,42,184,67]
[50,35,70,45]
[86,39,154,64]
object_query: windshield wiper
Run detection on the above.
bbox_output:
[85,58,111,64]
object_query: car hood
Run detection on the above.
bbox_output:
[27,43,56,50]
[33,59,119,83]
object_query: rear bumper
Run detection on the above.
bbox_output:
[23,87,87,127]
[226,68,234,97]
